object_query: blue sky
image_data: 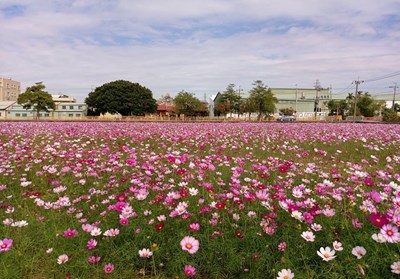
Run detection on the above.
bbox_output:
[1,0,399,102]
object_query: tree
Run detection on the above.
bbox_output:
[173,91,207,116]
[85,80,157,116]
[240,98,256,120]
[159,93,174,105]
[17,82,55,120]
[327,100,348,117]
[279,107,296,115]
[215,84,242,117]
[248,80,277,121]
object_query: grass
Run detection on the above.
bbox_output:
[0,122,400,278]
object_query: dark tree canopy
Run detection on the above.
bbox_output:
[215,84,242,116]
[17,82,55,119]
[249,80,277,120]
[173,91,208,116]
[85,80,157,116]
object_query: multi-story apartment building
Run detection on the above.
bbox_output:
[0,77,20,101]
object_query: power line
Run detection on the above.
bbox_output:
[364,70,400,83]
[333,83,355,95]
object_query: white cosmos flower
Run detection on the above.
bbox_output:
[391,261,400,274]
[301,231,315,242]
[371,233,387,243]
[332,241,343,251]
[317,247,336,261]
[352,246,366,259]
[90,227,102,236]
[57,254,69,264]
[277,268,294,279]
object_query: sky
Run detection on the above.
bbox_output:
[1,0,400,102]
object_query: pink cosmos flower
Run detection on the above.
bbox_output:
[352,219,363,228]
[180,236,200,254]
[380,224,400,243]
[189,222,200,231]
[87,239,97,250]
[103,228,120,237]
[88,256,101,263]
[184,265,196,277]
[0,238,13,252]
[278,242,287,251]
[63,228,78,238]
[104,263,114,273]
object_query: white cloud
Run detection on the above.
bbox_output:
[1,0,399,101]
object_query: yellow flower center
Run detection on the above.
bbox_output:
[1,244,6,248]
[283,276,289,279]
[186,243,192,249]
[388,231,393,236]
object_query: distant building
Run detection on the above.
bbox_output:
[271,87,331,114]
[51,94,77,104]
[157,104,175,116]
[0,101,87,120]
[211,87,332,116]
[0,78,20,101]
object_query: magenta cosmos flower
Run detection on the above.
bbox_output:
[180,236,199,254]
[184,265,196,277]
[63,228,78,238]
[104,263,114,273]
[0,238,13,252]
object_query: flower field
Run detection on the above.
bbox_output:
[0,122,400,278]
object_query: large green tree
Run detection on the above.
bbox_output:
[85,80,157,116]
[173,91,208,116]
[248,80,277,121]
[215,84,242,116]
[17,82,55,119]
[347,92,383,117]
[327,99,348,117]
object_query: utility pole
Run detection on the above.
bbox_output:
[295,84,298,114]
[389,82,398,109]
[353,79,364,123]
[314,80,322,119]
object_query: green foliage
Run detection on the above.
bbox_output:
[279,107,296,115]
[85,80,157,116]
[173,91,208,116]
[347,92,383,117]
[215,84,242,116]
[382,108,400,122]
[248,80,277,120]
[327,100,348,117]
[17,82,55,118]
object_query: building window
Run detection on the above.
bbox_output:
[62,106,66,109]
[70,106,74,109]
[78,106,82,109]
[45,113,50,117]
[68,114,73,117]
[16,113,20,117]
[76,113,80,117]
[22,113,27,117]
